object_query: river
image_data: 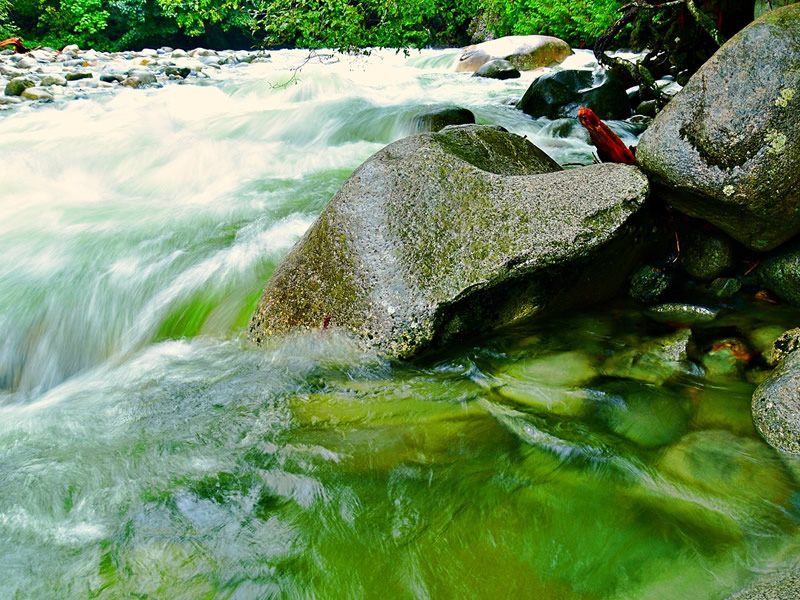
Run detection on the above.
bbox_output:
[0,48,798,598]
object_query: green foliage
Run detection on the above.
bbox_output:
[0,0,18,37]
[480,0,624,47]
[4,0,624,51]
[254,0,478,50]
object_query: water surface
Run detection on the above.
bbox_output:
[1,49,798,599]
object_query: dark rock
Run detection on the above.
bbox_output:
[635,99,658,117]
[637,5,800,251]
[629,264,672,303]
[99,73,125,83]
[709,277,742,298]
[473,59,520,80]
[414,107,476,132]
[165,66,191,79]
[65,71,93,81]
[752,349,800,453]
[516,69,631,120]
[680,228,735,280]
[456,35,572,73]
[758,243,800,305]
[249,125,650,358]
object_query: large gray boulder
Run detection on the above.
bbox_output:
[753,350,800,454]
[637,5,800,251]
[249,125,650,358]
[455,35,572,73]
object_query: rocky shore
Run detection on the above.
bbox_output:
[1,45,270,108]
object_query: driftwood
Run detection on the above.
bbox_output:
[0,37,31,54]
[577,108,637,164]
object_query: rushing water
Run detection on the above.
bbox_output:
[1,49,798,598]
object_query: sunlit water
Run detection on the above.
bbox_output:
[0,49,798,598]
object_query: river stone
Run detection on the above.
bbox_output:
[99,73,125,83]
[414,107,475,132]
[636,5,800,251]
[473,59,520,80]
[456,35,572,73]
[40,74,67,87]
[645,303,719,325]
[601,329,692,385]
[5,76,35,96]
[249,125,650,358]
[65,71,93,81]
[752,350,800,453]
[758,243,800,305]
[165,66,191,79]
[16,56,38,70]
[122,70,157,88]
[20,87,53,102]
[516,69,631,120]
[629,264,673,303]
[680,228,735,280]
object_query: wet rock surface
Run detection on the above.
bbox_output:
[752,350,800,454]
[456,35,572,73]
[249,125,650,358]
[637,5,800,251]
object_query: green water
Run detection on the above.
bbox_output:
[0,49,798,598]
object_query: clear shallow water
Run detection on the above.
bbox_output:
[0,49,798,598]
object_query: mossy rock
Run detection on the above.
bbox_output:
[758,243,800,305]
[250,125,650,358]
[637,5,800,251]
[680,228,735,280]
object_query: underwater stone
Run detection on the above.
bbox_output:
[637,5,800,250]
[250,125,650,358]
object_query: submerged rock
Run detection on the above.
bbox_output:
[517,69,631,120]
[731,561,800,600]
[249,125,650,358]
[637,5,800,251]
[414,107,475,133]
[601,329,692,385]
[456,35,571,73]
[594,381,690,448]
[20,87,54,102]
[752,350,800,454]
